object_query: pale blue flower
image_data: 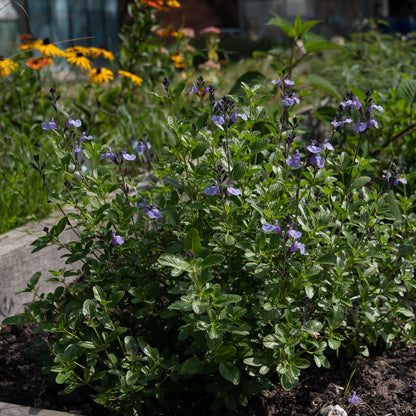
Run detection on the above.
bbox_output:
[231,109,247,123]
[111,231,124,246]
[352,118,367,133]
[288,229,302,240]
[211,115,225,125]
[41,117,57,130]
[282,93,300,107]
[331,116,353,129]
[366,115,378,129]
[205,180,221,196]
[148,207,162,219]
[100,147,116,161]
[226,183,241,196]
[122,148,136,161]
[321,139,334,151]
[368,100,383,112]
[307,140,322,154]
[135,140,151,153]
[393,175,407,186]
[262,219,281,235]
[340,96,361,110]
[66,116,82,129]
[348,391,362,404]
[289,241,305,254]
[310,154,325,168]
[286,150,301,168]
[79,131,93,143]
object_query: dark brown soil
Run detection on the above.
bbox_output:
[1,322,416,416]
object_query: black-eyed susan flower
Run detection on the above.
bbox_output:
[88,67,114,84]
[87,47,115,61]
[33,39,65,57]
[141,0,167,11]
[65,51,92,71]
[19,34,41,50]
[170,52,185,69]
[166,0,180,7]
[26,57,53,70]
[65,45,91,55]
[0,57,18,76]
[118,70,143,86]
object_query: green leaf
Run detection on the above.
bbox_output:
[138,338,159,360]
[29,272,42,288]
[192,299,209,314]
[223,233,236,246]
[93,286,106,302]
[294,14,302,35]
[110,290,125,307]
[314,105,337,125]
[2,315,24,325]
[232,161,247,181]
[201,254,225,269]
[243,357,263,367]
[158,254,191,276]
[304,40,345,54]
[279,372,296,391]
[82,299,96,318]
[64,344,79,361]
[387,190,402,220]
[299,19,324,34]
[229,71,268,96]
[316,253,337,265]
[328,337,342,350]
[303,320,323,334]
[178,357,204,375]
[173,81,186,98]
[293,358,310,369]
[351,176,371,189]
[250,138,270,155]
[398,79,416,104]
[79,341,97,349]
[307,74,342,100]
[191,142,209,159]
[196,112,209,130]
[49,216,68,237]
[124,336,136,356]
[56,372,71,384]
[219,361,240,385]
[266,15,296,38]
[184,228,202,255]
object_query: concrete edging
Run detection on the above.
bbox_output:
[0,401,81,415]
[0,212,80,321]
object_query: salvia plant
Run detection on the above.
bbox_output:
[4,70,415,415]
[3,15,416,416]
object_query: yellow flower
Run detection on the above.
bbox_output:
[170,52,185,69]
[0,58,18,76]
[65,45,90,55]
[88,67,114,84]
[118,70,143,86]
[19,34,41,50]
[88,47,115,61]
[65,51,92,71]
[33,39,65,57]
[167,0,180,7]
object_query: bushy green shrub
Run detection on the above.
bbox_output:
[5,71,415,415]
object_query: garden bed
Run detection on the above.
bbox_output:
[1,321,415,416]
